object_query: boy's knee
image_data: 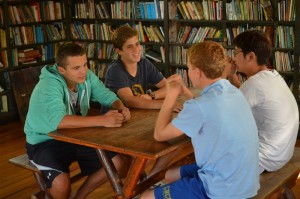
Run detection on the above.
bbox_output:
[140,189,155,199]
[51,173,71,192]
[117,154,132,178]
[165,167,180,184]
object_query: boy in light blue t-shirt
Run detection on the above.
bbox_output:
[141,41,260,199]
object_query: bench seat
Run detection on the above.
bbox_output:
[253,147,300,199]
[9,154,83,199]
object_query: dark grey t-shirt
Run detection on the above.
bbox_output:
[105,58,164,95]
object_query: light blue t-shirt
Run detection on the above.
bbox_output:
[172,79,260,199]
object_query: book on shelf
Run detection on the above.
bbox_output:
[261,0,274,20]
[0,29,6,48]
[0,6,3,26]
[1,51,8,68]
[145,50,162,63]
[18,49,40,58]
[1,95,8,112]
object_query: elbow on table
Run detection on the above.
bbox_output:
[154,130,165,142]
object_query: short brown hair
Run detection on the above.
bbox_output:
[112,26,139,50]
[187,41,227,79]
[56,42,85,68]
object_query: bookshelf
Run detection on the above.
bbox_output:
[167,0,299,97]
[0,0,299,124]
[66,0,168,79]
[0,0,68,124]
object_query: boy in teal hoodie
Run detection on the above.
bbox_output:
[24,42,130,199]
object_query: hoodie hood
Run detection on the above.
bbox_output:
[40,64,90,115]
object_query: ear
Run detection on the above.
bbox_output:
[194,67,202,78]
[115,48,122,55]
[57,66,66,75]
[247,51,256,62]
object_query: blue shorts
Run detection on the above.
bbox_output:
[154,163,209,199]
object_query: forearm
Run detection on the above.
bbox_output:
[182,86,193,99]
[153,87,166,100]
[124,96,164,109]
[154,94,177,141]
[57,115,102,129]
[228,74,241,88]
[110,100,126,110]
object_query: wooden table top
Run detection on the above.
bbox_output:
[49,109,191,160]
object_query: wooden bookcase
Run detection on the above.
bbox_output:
[0,0,68,124]
[0,0,299,124]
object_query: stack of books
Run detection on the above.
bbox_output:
[18,48,41,64]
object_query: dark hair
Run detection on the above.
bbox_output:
[233,30,271,66]
[55,42,86,68]
[112,26,139,50]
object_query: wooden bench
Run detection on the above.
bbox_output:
[9,154,83,199]
[253,147,300,199]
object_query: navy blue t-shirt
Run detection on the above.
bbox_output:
[105,58,164,95]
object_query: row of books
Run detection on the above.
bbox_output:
[8,1,63,24]
[177,0,222,20]
[226,0,266,21]
[77,41,165,65]
[70,22,113,41]
[88,61,107,80]
[11,23,65,46]
[70,21,165,44]
[76,42,117,60]
[134,22,164,43]
[226,26,269,46]
[17,48,41,65]
[72,0,164,20]
[277,0,296,21]
[169,46,188,65]
[10,43,58,67]
[97,43,118,60]
[275,26,294,48]
[273,51,294,72]
[138,1,164,19]
[168,47,292,72]
[225,25,294,48]
[0,29,6,48]
[110,1,135,19]
[144,45,165,63]
[73,0,96,19]
[177,26,221,44]
[174,68,192,87]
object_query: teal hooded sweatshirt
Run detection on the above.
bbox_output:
[24,64,119,145]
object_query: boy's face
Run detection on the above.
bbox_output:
[58,55,88,88]
[187,60,199,87]
[232,48,248,74]
[116,36,142,65]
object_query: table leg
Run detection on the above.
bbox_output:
[95,149,124,197]
[123,157,147,198]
